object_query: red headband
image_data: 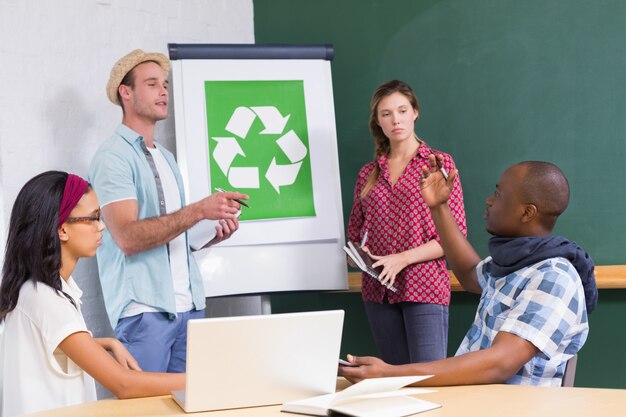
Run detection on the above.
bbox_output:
[58,174,90,228]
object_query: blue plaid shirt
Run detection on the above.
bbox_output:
[456,256,589,386]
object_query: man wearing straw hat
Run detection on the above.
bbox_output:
[90,49,249,373]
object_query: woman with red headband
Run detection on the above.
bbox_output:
[0,171,184,417]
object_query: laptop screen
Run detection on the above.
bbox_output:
[175,310,344,412]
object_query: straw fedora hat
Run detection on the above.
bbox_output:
[106,49,170,105]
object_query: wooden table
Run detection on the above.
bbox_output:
[24,383,626,417]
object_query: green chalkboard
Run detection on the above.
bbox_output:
[255,0,626,263]
[256,0,626,388]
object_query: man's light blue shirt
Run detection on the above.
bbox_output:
[89,124,206,328]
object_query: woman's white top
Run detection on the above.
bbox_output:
[1,277,96,417]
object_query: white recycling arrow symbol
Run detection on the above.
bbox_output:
[250,106,290,134]
[266,159,302,193]
[212,106,307,193]
[276,130,307,162]
[225,107,256,138]
[211,137,245,175]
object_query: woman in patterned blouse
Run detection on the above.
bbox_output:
[347,80,467,365]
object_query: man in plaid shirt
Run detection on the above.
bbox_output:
[340,158,596,386]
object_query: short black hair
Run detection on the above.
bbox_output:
[516,161,570,228]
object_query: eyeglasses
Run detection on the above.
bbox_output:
[65,211,101,224]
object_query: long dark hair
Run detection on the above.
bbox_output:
[0,171,78,321]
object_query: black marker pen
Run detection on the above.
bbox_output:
[214,187,251,208]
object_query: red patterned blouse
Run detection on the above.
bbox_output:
[347,142,467,305]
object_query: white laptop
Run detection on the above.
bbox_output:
[172,310,345,413]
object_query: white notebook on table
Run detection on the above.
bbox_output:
[281,375,440,417]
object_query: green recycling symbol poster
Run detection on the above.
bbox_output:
[205,80,315,221]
